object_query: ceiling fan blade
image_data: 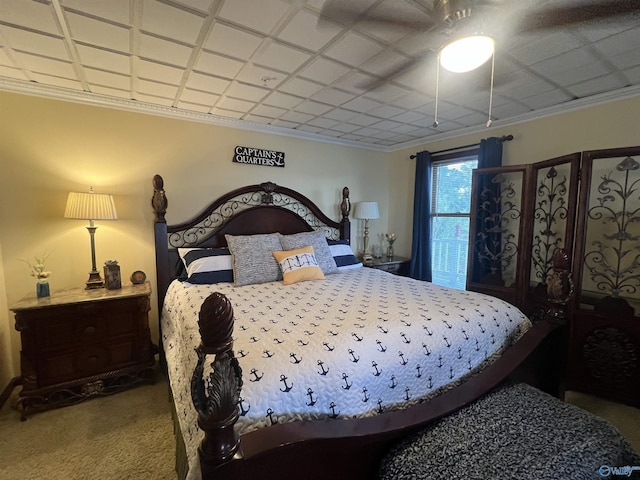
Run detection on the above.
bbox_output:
[357,49,437,90]
[519,0,640,32]
[318,0,435,31]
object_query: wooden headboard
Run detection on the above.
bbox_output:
[151,174,351,310]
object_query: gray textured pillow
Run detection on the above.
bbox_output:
[279,230,338,274]
[225,233,283,286]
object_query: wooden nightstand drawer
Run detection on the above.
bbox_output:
[367,256,410,277]
[11,283,156,419]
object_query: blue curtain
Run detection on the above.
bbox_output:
[409,150,432,281]
[477,136,503,168]
[470,137,504,284]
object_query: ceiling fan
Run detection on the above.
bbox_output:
[319,0,640,84]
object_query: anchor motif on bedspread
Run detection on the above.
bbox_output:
[279,374,293,392]
[306,388,317,406]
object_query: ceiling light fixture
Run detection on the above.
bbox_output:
[439,35,494,73]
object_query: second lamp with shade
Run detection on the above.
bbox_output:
[64,187,118,289]
[354,201,379,265]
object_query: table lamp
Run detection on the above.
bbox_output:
[64,187,118,289]
[354,201,379,265]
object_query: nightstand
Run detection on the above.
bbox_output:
[366,256,411,276]
[11,282,157,419]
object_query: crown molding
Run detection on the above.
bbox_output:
[1,77,639,153]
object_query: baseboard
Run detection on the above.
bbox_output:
[0,377,20,410]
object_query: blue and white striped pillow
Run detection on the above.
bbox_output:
[178,247,234,284]
[327,240,362,271]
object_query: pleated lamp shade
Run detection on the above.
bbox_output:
[354,201,379,220]
[64,189,118,220]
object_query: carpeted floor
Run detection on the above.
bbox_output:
[0,373,638,480]
[0,368,175,480]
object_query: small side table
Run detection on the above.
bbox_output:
[10,282,157,419]
[366,256,411,276]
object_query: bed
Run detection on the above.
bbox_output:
[151,175,568,480]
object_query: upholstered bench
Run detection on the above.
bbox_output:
[379,383,640,480]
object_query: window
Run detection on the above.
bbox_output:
[430,155,477,290]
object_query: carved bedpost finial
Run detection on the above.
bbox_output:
[341,187,351,221]
[152,174,168,223]
[546,248,573,322]
[192,291,243,470]
[199,292,234,355]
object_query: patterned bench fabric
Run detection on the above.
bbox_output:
[379,383,640,480]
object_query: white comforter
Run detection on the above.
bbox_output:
[162,267,531,480]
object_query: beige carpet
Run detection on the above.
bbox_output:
[0,369,175,480]
[1,374,638,480]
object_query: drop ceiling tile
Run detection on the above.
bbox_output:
[624,65,640,82]
[177,101,213,113]
[141,0,205,44]
[66,12,129,52]
[348,114,381,127]
[194,51,245,78]
[310,87,355,106]
[252,42,310,73]
[211,107,244,119]
[521,89,573,109]
[85,68,130,90]
[368,104,405,119]
[390,92,432,109]
[370,119,404,131]
[490,101,532,118]
[567,73,626,97]
[0,0,60,35]
[306,117,339,129]
[172,0,213,13]
[250,104,287,118]
[61,0,130,24]
[278,76,324,97]
[225,82,270,102]
[323,108,358,122]
[594,26,640,56]
[324,32,384,67]
[180,88,219,105]
[0,26,68,60]
[391,110,428,124]
[359,49,411,78]
[278,9,341,51]
[244,114,274,124]
[329,123,360,133]
[609,50,640,70]
[293,124,323,134]
[298,57,351,85]
[294,99,332,115]
[270,118,300,129]
[365,83,412,103]
[263,90,303,109]
[137,79,179,98]
[136,92,174,105]
[31,72,81,89]
[203,23,263,60]
[76,44,129,74]
[552,62,610,87]
[185,72,231,94]
[13,52,76,78]
[341,96,383,113]
[0,64,28,80]
[510,31,584,65]
[139,34,193,67]
[235,64,286,88]
[217,0,290,35]
[216,96,257,113]
[279,110,314,123]
[139,60,183,84]
[91,84,130,99]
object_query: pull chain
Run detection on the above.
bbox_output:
[486,51,495,128]
[433,55,440,128]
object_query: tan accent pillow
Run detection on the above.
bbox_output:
[273,246,325,285]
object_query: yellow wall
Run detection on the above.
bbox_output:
[388,96,640,260]
[1,89,638,388]
[0,91,388,383]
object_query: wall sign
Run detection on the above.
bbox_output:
[233,146,285,168]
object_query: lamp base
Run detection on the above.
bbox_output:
[361,252,374,266]
[86,270,104,289]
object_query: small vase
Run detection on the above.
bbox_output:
[36,280,50,299]
[386,245,394,259]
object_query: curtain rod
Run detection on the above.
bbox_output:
[409,134,513,159]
